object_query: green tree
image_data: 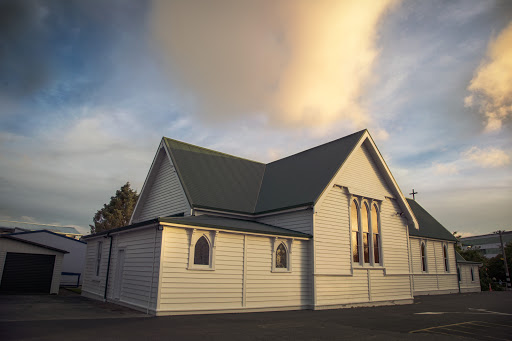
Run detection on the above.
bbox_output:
[89,182,139,234]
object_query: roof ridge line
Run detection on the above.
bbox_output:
[163,137,264,164]
[266,129,367,166]
[252,164,267,213]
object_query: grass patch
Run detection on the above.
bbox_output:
[65,287,82,294]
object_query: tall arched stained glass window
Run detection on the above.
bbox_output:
[421,242,427,272]
[362,203,370,263]
[372,204,380,265]
[276,243,287,268]
[194,236,210,265]
[351,200,360,263]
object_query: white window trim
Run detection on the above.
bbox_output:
[271,237,293,273]
[421,240,428,273]
[350,195,384,269]
[187,229,218,271]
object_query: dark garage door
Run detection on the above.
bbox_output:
[0,252,55,293]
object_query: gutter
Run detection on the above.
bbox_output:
[104,233,113,300]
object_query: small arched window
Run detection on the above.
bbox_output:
[351,200,360,263]
[421,242,427,272]
[443,245,449,272]
[276,243,287,268]
[372,204,380,265]
[194,236,210,265]
[471,267,474,281]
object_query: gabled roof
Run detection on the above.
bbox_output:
[254,130,365,213]
[163,130,365,214]
[407,199,456,242]
[164,138,265,214]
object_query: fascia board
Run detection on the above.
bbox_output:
[313,130,367,210]
[363,133,419,230]
[162,138,194,212]
[129,139,166,224]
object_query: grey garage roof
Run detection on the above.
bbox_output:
[0,235,69,253]
[407,199,457,242]
[164,129,366,215]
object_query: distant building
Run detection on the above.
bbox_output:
[460,231,512,258]
[0,220,83,240]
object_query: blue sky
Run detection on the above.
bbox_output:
[0,0,511,236]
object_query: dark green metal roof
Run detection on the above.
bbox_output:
[254,130,365,213]
[407,199,457,242]
[164,138,265,214]
[164,130,366,214]
[160,215,312,238]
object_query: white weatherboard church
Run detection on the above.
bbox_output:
[82,129,479,315]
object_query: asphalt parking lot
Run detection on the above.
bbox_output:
[1,290,511,340]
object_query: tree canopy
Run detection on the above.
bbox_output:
[89,182,139,234]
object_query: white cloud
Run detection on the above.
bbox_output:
[462,146,511,168]
[465,21,512,132]
[432,162,459,175]
[150,0,397,130]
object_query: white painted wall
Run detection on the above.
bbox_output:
[313,142,413,308]
[9,231,86,285]
[82,226,162,312]
[157,226,311,315]
[133,148,190,223]
[0,238,64,294]
[459,263,481,293]
[256,209,313,234]
[409,237,458,295]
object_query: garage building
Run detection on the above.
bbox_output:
[0,235,68,294]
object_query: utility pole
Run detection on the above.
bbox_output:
[495,230,511,291]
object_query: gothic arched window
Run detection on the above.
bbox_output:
[372,204,381,265]
[276,243,287,268]
[351,200,360,263]
[194,236,210,265]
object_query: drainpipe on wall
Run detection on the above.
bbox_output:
[454,246,461,294]
[104,233,113,300]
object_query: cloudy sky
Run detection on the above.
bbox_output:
[1,0,511,236]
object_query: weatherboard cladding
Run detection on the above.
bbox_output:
[164,130,365,215]
[407,199,456,242]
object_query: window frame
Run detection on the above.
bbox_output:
[187,229,218,271]
[421,241,428,272]
[443,244,449,272]
[271,238,293,273]
[95,240,103,277]
[350,196,383,268]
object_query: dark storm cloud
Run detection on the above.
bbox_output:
[0,0,51,98]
